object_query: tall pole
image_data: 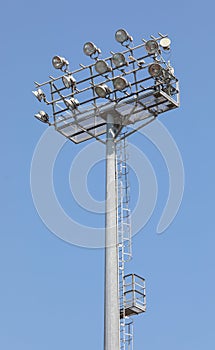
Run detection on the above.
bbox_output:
[104,114,120,350]
[33,30,179,350]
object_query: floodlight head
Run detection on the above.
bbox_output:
[160,37,171,50]
[145,40,159,54]
[148,63,163,77]
[62,74,76,88]
[95,60,111,74]
[65,97,79,109]
[52,56,69,69]
[32,88,46,102]
[95,84,111,98]
[112,53,127,68]
[115,29,133,44]
[83,42,101,57]
[34,110,49,123]
[113,76,128,91]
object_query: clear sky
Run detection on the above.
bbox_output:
[1,0,215,349]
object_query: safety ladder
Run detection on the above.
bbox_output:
[116,132,133,350]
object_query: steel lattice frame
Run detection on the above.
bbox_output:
[33,32,179,144]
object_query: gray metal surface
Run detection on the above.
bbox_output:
[53,87,179,143]
[104,115,120,350]
[33,31,180,350]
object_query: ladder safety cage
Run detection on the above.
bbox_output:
[120,319,133,350]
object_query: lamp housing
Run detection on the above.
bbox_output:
[148,63,163,77]
[34,110,49,123]
[83,42,101,57]
[65,97,79,109]
[52,56,69,69]
[113,76,128,91]
[95,84,111,98]
[145,40,159,54]
[112,53,127,68]
[62,75,76,88]
[95,60,111,74]
[115,29,133,44]
[160,37,171,50]
[32,88,46,102]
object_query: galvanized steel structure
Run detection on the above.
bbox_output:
[33,29,179,350]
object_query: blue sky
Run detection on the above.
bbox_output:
[1,0,215,349]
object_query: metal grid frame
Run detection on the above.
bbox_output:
[33,32,179,144]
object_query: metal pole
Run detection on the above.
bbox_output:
[104,114,120,350]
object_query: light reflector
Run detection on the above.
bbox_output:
[160,37,171,50]
[52,56,69,69]
[113,76,128,91]
[34,111,49,123]
[95,60,111,74]
[115,29,133,44]
[32,88,46,102]
[83,42,100,57]
[95,84,111,98]
[145,40,159,54]
[65,97,79,109]
[112,53,127,68]
[62,75,76,88]
[148,63,162,77]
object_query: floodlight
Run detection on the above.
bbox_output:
[65,97,79,109]
[34,111,49,123]
[148,63,163,77]
[95,84,111,98]
[32,88,46,102]
[52,56,69,69]
[160,37,171,50]
[112,53,127,68]
[115,29,133,44]
[113,76,128,91]
[62,75,76,88]
[95,60,111,74]
[83,42,101,57]
[145,40,159,54]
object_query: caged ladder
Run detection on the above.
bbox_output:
[116,130,147,350]
[116,131,133,350]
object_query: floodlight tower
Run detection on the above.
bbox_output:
[32,29,179,350]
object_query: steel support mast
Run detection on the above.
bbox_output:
[104,115,120,350]
[32,29,180,350]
